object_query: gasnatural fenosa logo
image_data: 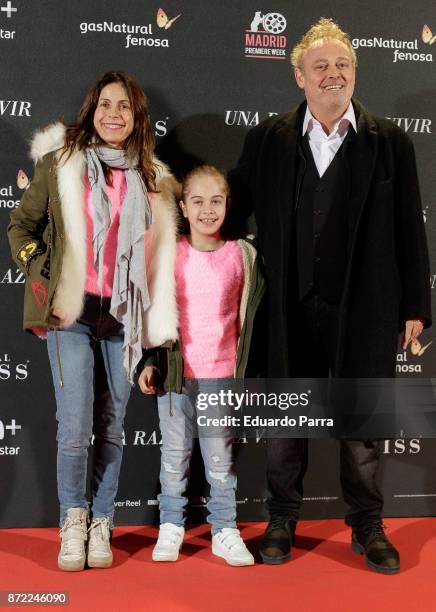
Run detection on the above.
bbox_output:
[79,7,181,50]
[352,25,434,63]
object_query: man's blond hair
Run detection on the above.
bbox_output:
[290,18,357,69]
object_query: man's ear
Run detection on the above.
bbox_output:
[294,67,305,90]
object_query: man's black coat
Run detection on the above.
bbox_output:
[229,99,431,377]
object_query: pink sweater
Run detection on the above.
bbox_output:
[175,236,244,378]
[84,169,126,296]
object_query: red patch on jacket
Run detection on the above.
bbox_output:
[31,281,47,307]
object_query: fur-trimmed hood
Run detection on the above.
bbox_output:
[31,122,67,162]
[28,123,180,347]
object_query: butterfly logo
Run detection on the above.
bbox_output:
[157,8,181,30]
[17,169,29,190]
[410,338,433,356]
[422,25,436,45]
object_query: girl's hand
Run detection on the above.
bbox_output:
[138,365,159,394]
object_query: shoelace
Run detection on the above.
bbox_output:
[218,530,244,550]
[269,517,292,531]
[59,516,86,556]
[88,518,111,544]
[59,516,86,537]
[361,522,387,539]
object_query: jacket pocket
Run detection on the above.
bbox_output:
[22,262,51,329]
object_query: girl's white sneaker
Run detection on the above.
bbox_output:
[212,528,255,566]
[152,523,185,562]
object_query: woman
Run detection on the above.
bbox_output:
[8,71,180,571]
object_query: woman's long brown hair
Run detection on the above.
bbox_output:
[62,71,157,190]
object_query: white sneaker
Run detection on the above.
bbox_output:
[58,508,88,571]
[212,528,255,566]
[152,523,185,562]
[87,517,113,568]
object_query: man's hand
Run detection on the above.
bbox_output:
[138,365,159,395]
[402,319,424,350]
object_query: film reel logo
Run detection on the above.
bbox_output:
[250,11,287,34]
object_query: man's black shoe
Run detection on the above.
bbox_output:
[259,518,296,565]
[352,522,400,574]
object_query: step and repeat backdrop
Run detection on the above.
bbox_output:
[1,0,436,527]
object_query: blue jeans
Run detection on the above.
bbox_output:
[47,322,131,526]
[157,379,237,535]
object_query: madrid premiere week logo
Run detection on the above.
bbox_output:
[244,10,287,60]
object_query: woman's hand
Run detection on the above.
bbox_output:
[138,365,159,394]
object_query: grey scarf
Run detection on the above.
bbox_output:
[86,146,152,383]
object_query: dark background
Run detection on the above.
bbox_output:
[1,1,435,527]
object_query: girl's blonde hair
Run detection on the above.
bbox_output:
[290,17,357,69]
[182,165,230,198]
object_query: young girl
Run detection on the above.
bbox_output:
[8,71,179,571]
[138,165,265,566]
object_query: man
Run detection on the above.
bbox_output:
[229,18,431,574]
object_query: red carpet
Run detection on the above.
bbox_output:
[1,518,435,611]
